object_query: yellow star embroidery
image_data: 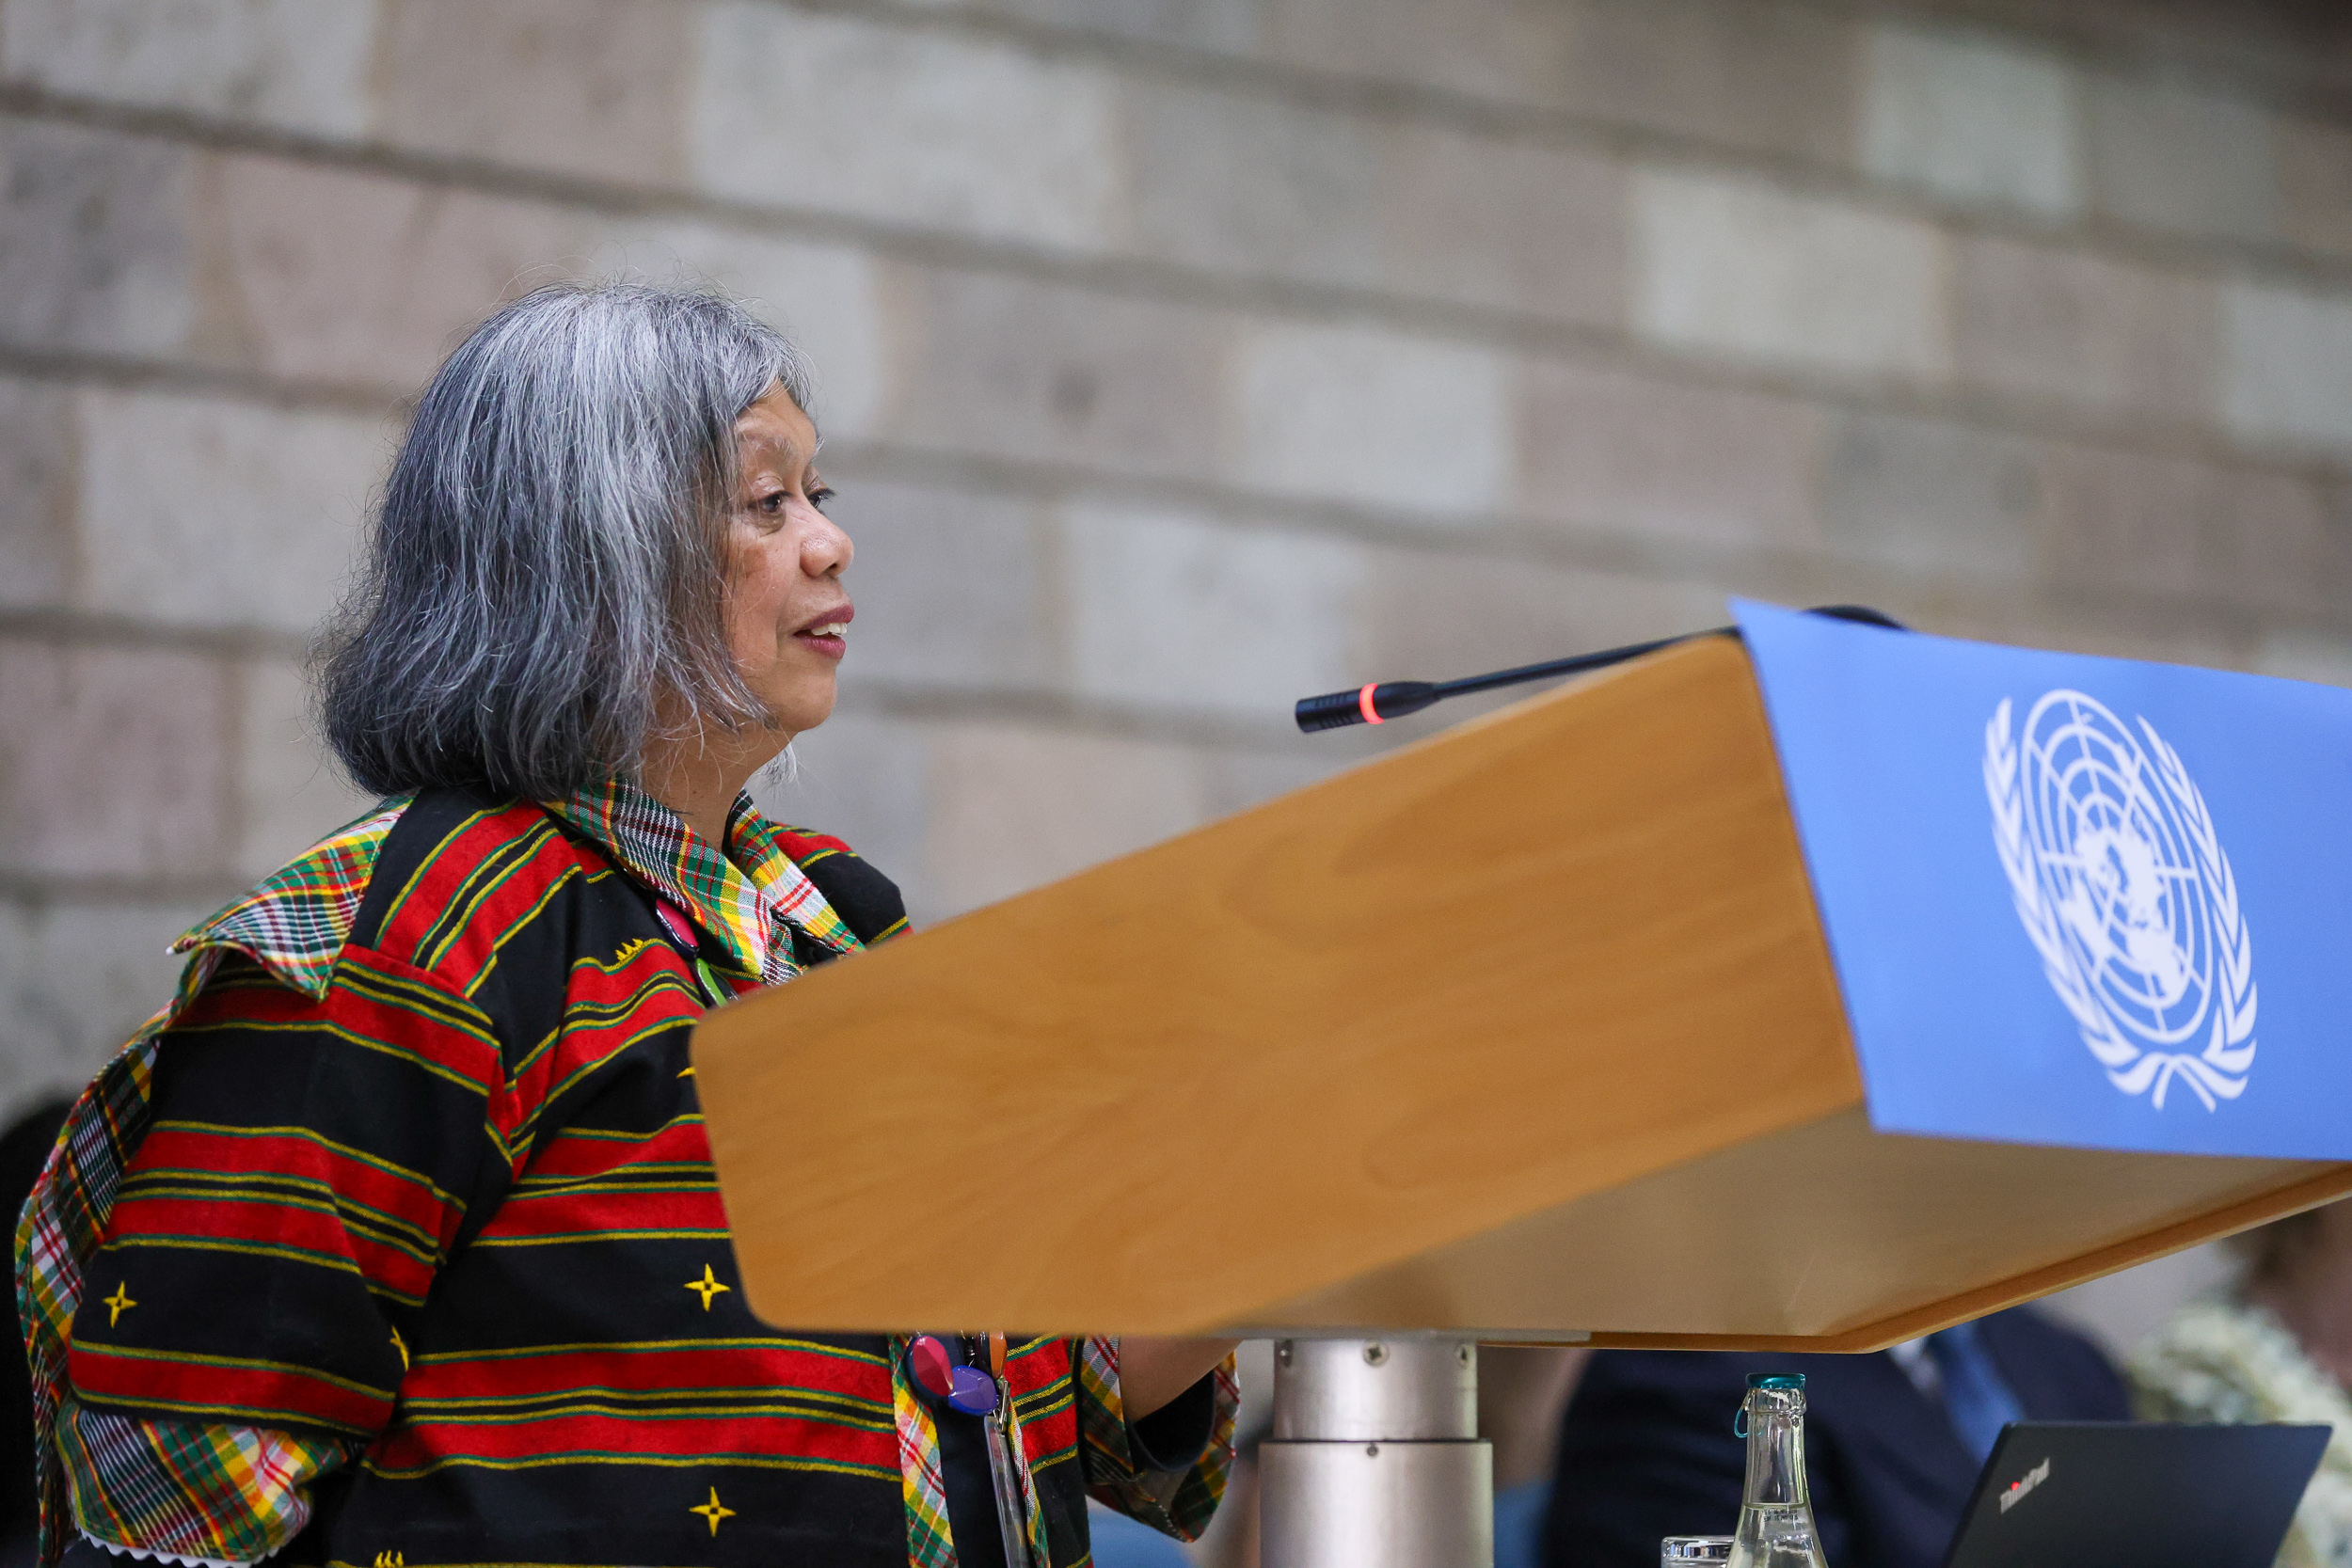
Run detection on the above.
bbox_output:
[389,1325,409,1370]
[676,1066,695,1078]
[101,1283,135,1327]
[372,1552,405,1567]
[690,1486,735,1536]
[684,1264,731,1311]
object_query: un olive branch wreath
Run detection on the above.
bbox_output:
[1984,696,2256,1111]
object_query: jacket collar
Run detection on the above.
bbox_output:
[544,776,857,984]
[169,797,412,1001]
[171,781,858,1002]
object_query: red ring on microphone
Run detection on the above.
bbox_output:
[1358,683,1384,725]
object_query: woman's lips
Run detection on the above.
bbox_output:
[793,606,852,662]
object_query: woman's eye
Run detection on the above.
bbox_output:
[807,485,835,513]
[757,491,787,515]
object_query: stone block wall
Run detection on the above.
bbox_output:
[4,0,2351,1114]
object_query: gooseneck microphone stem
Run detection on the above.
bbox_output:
[1295,604,1902,734]
[1430,632,1695,699]
[1292,632,1709,733]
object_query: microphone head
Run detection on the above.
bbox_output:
[1295,689,1371,732]
[1294,682,1439,733]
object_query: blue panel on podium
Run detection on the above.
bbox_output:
[1734,598,2352,1160]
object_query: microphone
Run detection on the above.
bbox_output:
[1294,605,1903,734]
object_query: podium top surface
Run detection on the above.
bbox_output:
[692,636,2352,1349]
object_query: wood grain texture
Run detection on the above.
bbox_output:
[693,635,1857,1334]
[691,634,2352,1343]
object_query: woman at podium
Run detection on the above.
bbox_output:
[15,283,1237,1568]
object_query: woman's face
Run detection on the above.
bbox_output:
[724,384,851,738]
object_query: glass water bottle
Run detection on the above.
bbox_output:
[1726,1373,1829,1568]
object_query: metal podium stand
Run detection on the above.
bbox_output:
[1262,1338,1490,1568]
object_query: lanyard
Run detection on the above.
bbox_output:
[973,1333,1034,1567]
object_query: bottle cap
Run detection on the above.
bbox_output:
[1747,1372,1805,1389]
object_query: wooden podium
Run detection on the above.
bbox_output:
[694,634,2351,1346]
[691,634,2352,1566]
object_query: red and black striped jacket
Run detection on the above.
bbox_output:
[37,784,1234,1568]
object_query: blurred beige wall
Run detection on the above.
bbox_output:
[3,0,2350,1356]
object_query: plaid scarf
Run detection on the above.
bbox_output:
[545,778,857,986]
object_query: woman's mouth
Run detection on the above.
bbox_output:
[793,609,852,661]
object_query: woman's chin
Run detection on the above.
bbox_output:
[756,680,838,738]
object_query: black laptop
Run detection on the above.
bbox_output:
[1942,1421,2329,1568]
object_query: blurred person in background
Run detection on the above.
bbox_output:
[1539,1307,2127,1568]
[14,282,1234,1568]
[1485,1347,1589,1568]
[2134,1199,2352,1568]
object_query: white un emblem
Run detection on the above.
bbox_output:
[1983,690,2256,1109]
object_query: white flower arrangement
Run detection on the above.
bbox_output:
[2130,1297,2352,1568]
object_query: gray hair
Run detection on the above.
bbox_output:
[323,281,815,800]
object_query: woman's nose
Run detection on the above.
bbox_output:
[803,513,852,576]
